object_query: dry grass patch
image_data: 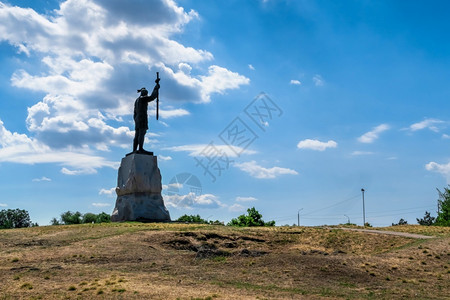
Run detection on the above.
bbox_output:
[0,224,448,299]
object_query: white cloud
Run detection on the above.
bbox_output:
[165,144,257,158]
[312,74,324,86]
[234,160,298,179]
[99,187,116,196]
[425,161,450,182]
[164,192,224,209]
[158,155,172,161]
[409,119,445,132]
[199,66,250,102]
[0,203,7,207]
[358,124,390,143]
[236,196,257,202]
[148,107,190,119]
[228,203,246,212]
[297,139,337,151]
[351,151,374,156]
[290,79,301,85]
[248,64,255,70]
[442,134,450,139]
[0,0,249,168]
[0,119,118,174]
[92,202,112,207]
[32,176,52,182]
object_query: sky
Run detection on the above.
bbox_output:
[1,0,450,226]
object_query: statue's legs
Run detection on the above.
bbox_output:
[137,129,146,151]
[133,129,139,152]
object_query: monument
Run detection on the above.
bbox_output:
[111,73,171,222]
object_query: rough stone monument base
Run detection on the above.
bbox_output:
[111,153,170,222]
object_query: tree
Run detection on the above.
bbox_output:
[416,211,435,226]
[50,217,61,225]
[392,218,408,226]
[0,209,32,229]
[52,212,111,225]
[435,186,450,226]
[227,207,275,227]
[60,211,82,225]
[95,212,111,223]
[82,213,97,224]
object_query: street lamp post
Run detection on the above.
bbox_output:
[344,214,350,224]
[298,208,303,226]
[361,188,365,226]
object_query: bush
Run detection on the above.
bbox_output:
[176,214,208,224]
[0,209,32,229]
[96,212,111,223]
[82,213,97,224]
[392,218,408,226]
[227,207,275,227]
[417,211,435,226]
[52,211,111,225]
[60,211,82,225]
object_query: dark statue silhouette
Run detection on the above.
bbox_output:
[128,73,160,156]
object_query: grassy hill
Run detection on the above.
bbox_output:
[0,223,449,299]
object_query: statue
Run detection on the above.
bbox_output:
[131,73,160,155]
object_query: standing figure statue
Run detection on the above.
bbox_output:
[132,75,160,155]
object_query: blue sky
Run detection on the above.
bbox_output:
[1,0,449,226]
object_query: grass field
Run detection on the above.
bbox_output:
[0,223,449,299]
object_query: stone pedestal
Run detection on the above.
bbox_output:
[111,154,170,222]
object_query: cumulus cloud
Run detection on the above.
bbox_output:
[358,124,390,143]
[0,119,118,173]
[234,160,298,179]
[158,155,172,161]
[0,203,7,207]
[0,0,249,170]
[297,139,337,151]
[164,192,224,209]
[312,74,324,86]
[32,176,52,182]
[425,161,450,182]
[409,119,445,132]
[228,203,246,212]
[236,196,257,202]
[290,79,301,85]
[99,187,116,196]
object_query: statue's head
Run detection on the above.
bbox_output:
[137,87,148,96]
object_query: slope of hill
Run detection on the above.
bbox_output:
[0,223,449,299]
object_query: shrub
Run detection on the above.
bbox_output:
[82,213,97,224]
[96,212,111,223]
[0,209,32,229]
[176,214,208,223]
[417,211,435,226]
[52,211,111,225]
[50,217,61,225]
[227,207,275,227]
[392,218,408,226]
[60,211,82,225]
